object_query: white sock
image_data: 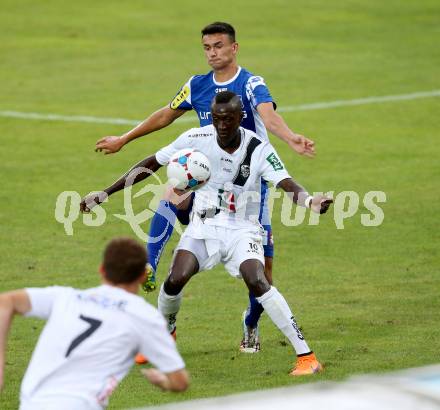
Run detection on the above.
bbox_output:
[257,286,311,355]
[158,283,183,333]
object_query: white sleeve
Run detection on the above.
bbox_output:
[258,142,291,186]
[24,287,65,319]
[138,312,185,373]
[155,129,196,165]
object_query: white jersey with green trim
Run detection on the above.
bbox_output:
[155,125,290,230]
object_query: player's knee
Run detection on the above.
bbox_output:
[244,270,270,297]
[164,272,187,295]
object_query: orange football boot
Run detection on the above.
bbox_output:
[289,352,323,376]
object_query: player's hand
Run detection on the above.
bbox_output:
[95,136,125,155]
[80,191,107,213]
[287,133,315,158]
[141,368,169,391]
[310,195,333,214]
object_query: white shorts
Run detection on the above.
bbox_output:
[176,224,265,278]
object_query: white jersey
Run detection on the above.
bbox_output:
[20,285,185,410]
[156,125,290,230]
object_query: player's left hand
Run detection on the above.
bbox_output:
[310,195,333,214]
[288,134,315,158]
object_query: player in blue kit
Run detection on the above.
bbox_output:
[95,22,315,359]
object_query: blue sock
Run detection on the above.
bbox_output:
[245,291,265,328]
[147,200,178,272]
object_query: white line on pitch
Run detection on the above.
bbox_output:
[1,89,439,126]
[276,89,440,113]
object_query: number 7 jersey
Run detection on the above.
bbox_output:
[20,285,185,410]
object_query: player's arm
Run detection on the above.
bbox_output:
[141,368,189,392]
[95,106,186,155]
[0,290,31,391]
[277,178,333,214]
[80,155,163,212]
[257,102,315,158]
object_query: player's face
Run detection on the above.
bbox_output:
[202,33,238,70]
[212,103,242,146]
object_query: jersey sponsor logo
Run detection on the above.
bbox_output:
[201,109,247,120]
[188,132,211,138]
[199,111,211,120]
[266,152,284,171]
[171,85,190,109]
[221,157,233,163]
[215,87,228,93]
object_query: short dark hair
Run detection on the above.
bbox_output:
[102,237,147,284]
[201,22,236,42]
[212,90,241,107]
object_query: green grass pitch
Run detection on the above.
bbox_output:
[1,1,439,409]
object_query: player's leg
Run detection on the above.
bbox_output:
[144,189,194,292]
[158,233,211,333]
[244,231,272,327]
[242,252,272,352]
[241,179,273,351]
[136,248,198,366]
[226,233,322,376]
[240,259,322,375]
[158,249,198,332]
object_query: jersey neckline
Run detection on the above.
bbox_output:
[212,66,242,86]
[214,126,246,156]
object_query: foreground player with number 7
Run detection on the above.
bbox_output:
[81,91,333,376]
[0,238,188,410]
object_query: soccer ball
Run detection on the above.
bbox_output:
[167,149,211,190]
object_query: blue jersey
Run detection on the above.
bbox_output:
[169,66,275,140]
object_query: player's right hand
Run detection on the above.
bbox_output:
[80,191,108,213]
[95,136,125,154]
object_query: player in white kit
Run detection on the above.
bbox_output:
[94,22,316,359]
[80,92,332,375]
[0,237,188,410]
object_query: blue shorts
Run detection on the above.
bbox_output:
[175,179,274,258]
